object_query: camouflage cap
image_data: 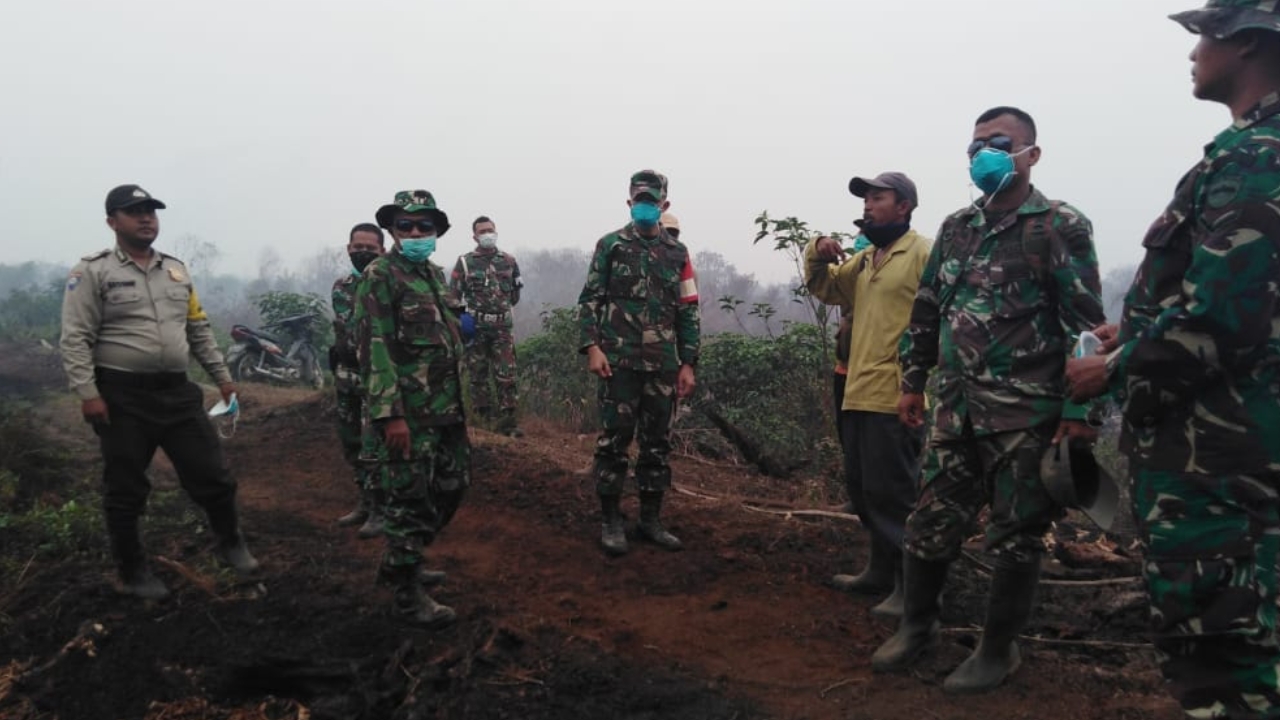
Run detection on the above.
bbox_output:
[374,189,451,236]
[1170,0,1280,38]
[629,169,668,202]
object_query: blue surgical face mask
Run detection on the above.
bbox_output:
[969,148,1016,196]
[399,236,437,262]
[969,146,1034,197]
[630,202,662,228]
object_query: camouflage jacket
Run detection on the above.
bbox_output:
[900,187,1104,437]
[449,248,521,321]
[1111,93,1280,474]
[354,249,466,426]
[331,273,360,368]
[577,223,700,371]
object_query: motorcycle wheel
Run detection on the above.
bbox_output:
[234,351,263,383]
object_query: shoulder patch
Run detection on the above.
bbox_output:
[1206,169,1245,210]
[66,271,83,292]
[81,249,110,262]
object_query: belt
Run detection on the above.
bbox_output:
[95,367,189,390]
[477,312,509,324]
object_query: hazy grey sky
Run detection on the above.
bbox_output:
[0,0,1226,285]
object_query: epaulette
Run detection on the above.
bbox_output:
[81,249,111,262]
[158,251,185,265]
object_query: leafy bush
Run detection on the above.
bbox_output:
[0,280,64,342]
[690,323,836,477]
[517,307,598,433]
[254,290,334,349]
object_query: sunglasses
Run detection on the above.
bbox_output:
[966,135,1016,158]
[394,219,436,233]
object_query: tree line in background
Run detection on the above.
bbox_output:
[0,225,1140,488]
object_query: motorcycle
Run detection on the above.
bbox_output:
[226,313,325,389]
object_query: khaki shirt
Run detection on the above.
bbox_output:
[60,245,231,400]
[805,230,932,415]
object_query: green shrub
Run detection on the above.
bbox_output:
[517,307,598,433]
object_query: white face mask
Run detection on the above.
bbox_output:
[477,233,498,249]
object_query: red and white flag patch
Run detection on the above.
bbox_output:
[679,259,698,304]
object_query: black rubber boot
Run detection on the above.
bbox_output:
[109,516,169,599]
[120,566,170,600]
[637,491,682,551]
[336,484,370,527]
[357,487,386,540]
[943,561,1041,694]
[392,566,456,629]
[832,535,894,593]
[600,495,628,556]
[498,408,524,438]
[871,555,949,672]
[419,568,447,587]
[869,554,904,621]
[206,500,260,574]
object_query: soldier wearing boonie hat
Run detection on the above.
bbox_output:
[355,189,472,629]
[1065,2,1280,717]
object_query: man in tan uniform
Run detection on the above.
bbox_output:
[60,184,259,600]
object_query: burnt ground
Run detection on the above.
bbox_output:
[0,342,1179,720]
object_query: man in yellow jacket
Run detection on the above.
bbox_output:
[805,171,931,619]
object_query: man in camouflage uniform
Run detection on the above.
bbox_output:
[355,190,473,628]
[331,222,387,538]
[578,169,700,556]
[449,215,523,437]
[1067,5,1280,716]
[872,108,1105,694]
[60,184,258,600]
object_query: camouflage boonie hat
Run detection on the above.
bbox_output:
[1170,0,1280,38]
[375,189,451,236]
[629,170,668,202]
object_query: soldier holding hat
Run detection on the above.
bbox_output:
[60,184,258,600]
[577,170,700,556]
[803,171,931,620]
[1067,3,1280,715]
[355,190,472,627]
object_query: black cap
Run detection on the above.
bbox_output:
[848,172,918,209]
[105,184,166,214]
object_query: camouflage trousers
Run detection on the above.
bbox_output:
[593,368,677,497]
[364,421,471,571]
[334,373,373,491]
[466,323,518,414]
[1131,466,1280,719]
[904,420,1060,566]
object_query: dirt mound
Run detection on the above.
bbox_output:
[0,375,1178,720]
